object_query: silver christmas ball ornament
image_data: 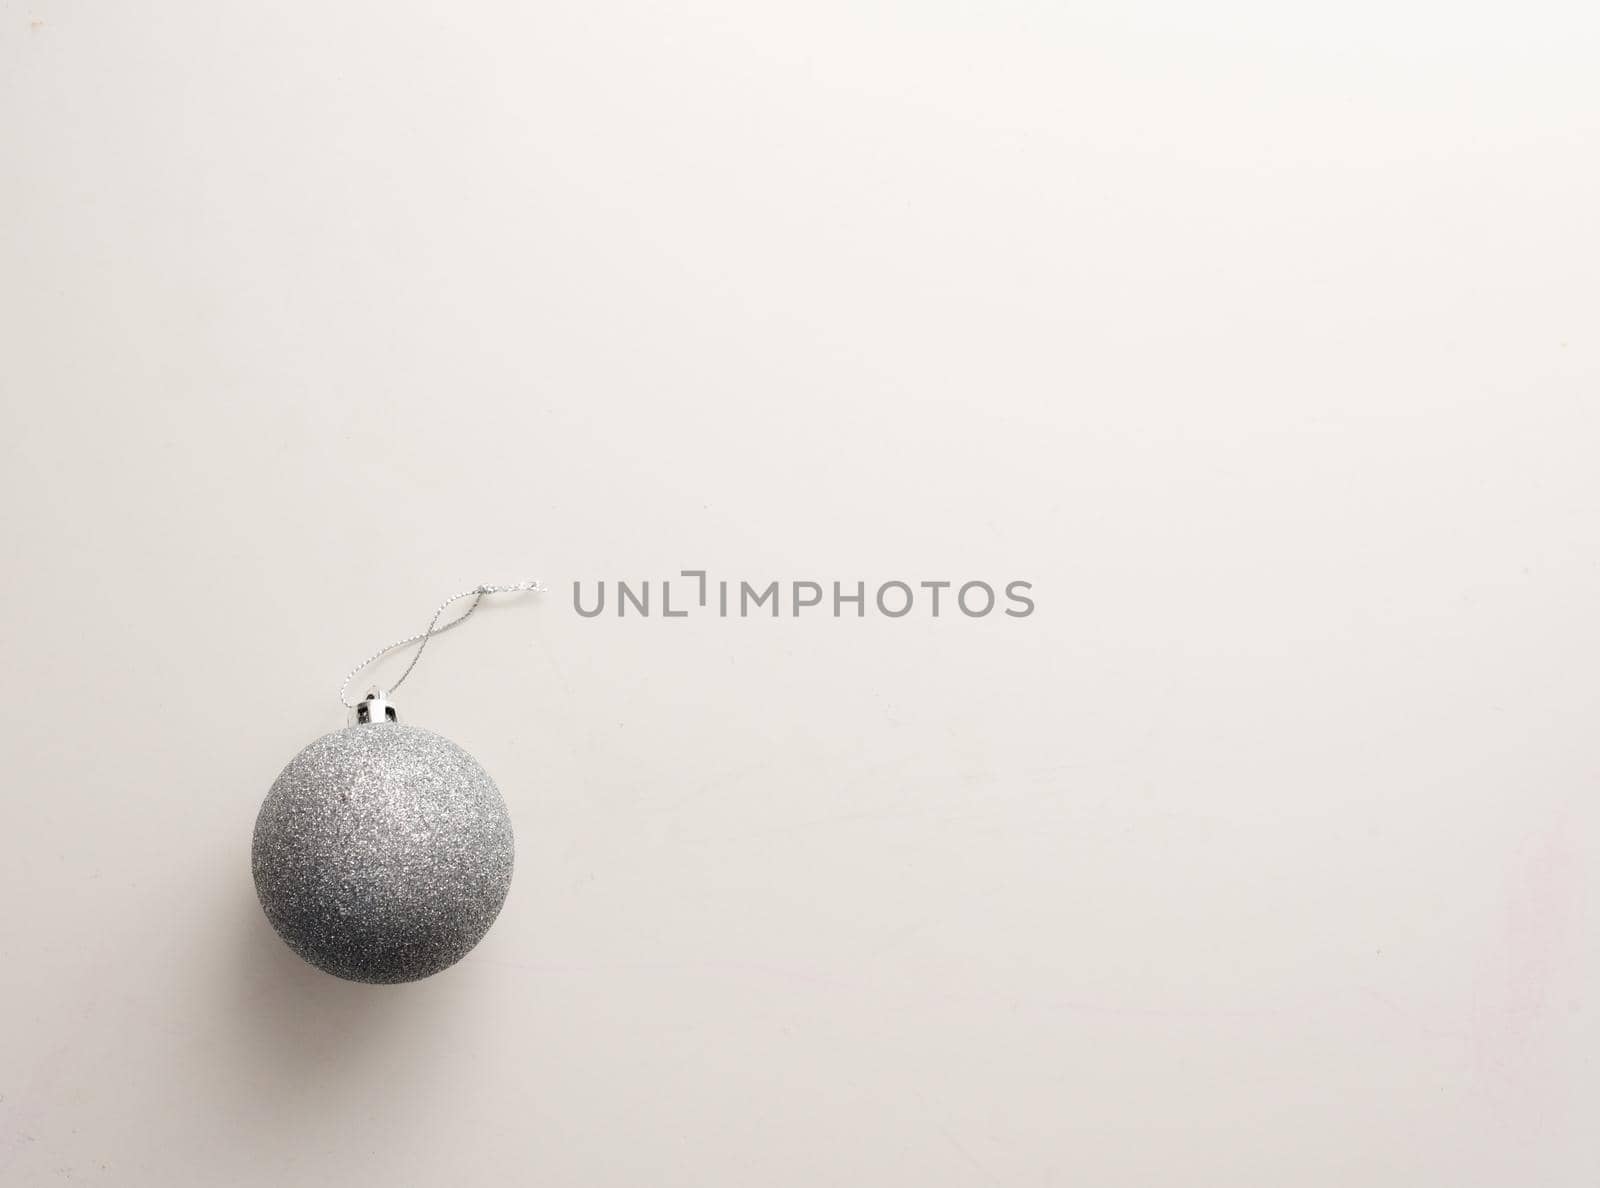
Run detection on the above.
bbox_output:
[252,693,514,983]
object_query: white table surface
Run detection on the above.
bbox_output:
[2,3,1597,1184]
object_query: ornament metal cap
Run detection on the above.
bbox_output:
[351,688,398,726]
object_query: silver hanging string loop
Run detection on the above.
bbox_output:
[338,581,545,708]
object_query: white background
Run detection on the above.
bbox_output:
[2,2,1597,1184]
